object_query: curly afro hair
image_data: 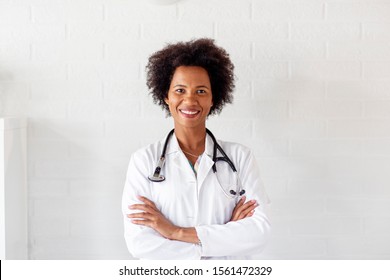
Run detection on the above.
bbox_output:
[146,38,235,116]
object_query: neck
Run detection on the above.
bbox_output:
[174,125,206,152]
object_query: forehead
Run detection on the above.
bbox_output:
[171,66,210,85]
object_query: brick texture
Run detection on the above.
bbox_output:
[1,0,390,260]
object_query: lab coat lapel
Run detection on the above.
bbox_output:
[166,133,194,174]
[164,131,215,186]
[196,134,214,191]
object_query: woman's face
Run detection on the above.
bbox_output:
[165,66,213,130]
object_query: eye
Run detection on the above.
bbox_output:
[197,89,207,94]
[175,88,185,94]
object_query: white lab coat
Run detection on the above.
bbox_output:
[122,132,271,260]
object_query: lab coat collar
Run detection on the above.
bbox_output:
[164,131,180,156]
[164,134,191,176]
[163,130,215,191]
[164,130,214,158]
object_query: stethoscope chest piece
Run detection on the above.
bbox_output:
[148,157,167,182]
[148,129,174,183]
[148,174,165,182]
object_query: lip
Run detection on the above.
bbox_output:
[179,109,201,118]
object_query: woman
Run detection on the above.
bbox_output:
[122,38,270,259]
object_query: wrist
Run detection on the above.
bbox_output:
[169,226,183,241]
[171,227,199,244]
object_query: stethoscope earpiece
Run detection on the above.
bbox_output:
[229,189,246,196]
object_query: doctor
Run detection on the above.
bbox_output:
[122,38,271,259]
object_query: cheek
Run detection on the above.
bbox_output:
[165,99,176,114]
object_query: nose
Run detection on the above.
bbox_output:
[183,92,198,104]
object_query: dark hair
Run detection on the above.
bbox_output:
[146,38,235,116]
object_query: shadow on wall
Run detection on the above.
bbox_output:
[28,119,132,259]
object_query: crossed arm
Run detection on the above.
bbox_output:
[127,195,258,244]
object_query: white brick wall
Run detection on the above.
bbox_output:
[1,0,390,260]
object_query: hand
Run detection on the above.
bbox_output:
[230,196,258,222]
[127,196,179,240]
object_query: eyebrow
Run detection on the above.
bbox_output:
[173,84,210,89]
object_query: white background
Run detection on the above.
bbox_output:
[1,0,390,259]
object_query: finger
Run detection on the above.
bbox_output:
[238,203,257,218]
[238,202,258,219]
[235,201,255,220]
[236,196,246,209]
[234,199,256,217]
[240,199,257,210]
[127,212,154,220]
[246,210,255,218]
[137,196,159,210]
[128,204,156,213]
[237,196,246,205]
[232,196,247,214]
[230,212,238,222]
[231,197,245,219]
[131,218,154,227]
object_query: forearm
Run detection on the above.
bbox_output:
[195,211,271,257]
[172,227,199,244]
[171,197,257,244]
[124,221,202,259]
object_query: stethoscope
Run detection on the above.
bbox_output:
[148,128,245,198]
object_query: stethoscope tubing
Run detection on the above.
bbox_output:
[206,128,237,173]
[148,128,245,197]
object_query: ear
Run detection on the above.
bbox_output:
[164,97,169,104]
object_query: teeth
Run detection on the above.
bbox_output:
[181,110,198,115]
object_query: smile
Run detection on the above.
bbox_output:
[179,109,200,118]
[180,110,199,115]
